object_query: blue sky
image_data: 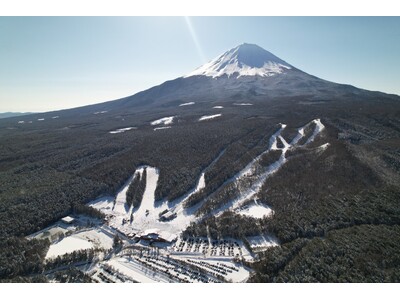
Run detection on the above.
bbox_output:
[0,17,399,112]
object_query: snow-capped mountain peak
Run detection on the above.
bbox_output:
[185,43,293,78]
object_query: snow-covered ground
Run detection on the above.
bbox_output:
[209,120,325,218]
[46,236,92,259]
[109,127,135,134]
[304,118,325,145]
[79,118,328,282]
[45,228,114,259]
[88,151,225,237]
[237,200,272,219]
[151,116,175,126]
[153,126,171,131]
[247,235,279,251]
[290,127,305,145]
[29,224,72,242]
[179,102,195,106]
[233,103,253,106]
[89,119,326,240]
[199,114,222,121]
[318,142,330,151]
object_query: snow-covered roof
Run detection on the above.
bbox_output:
[140,228,177,243]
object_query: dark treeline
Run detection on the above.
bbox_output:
[71,203,106,220]
[256,124,397,243]
[0,106,275,281]
[1,91,400,282]
[249,118,400,282]
[184,211,268,240]
[52,268,93,283]
[250,225,400,282]
[0,237,49,280]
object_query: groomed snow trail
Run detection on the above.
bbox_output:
[207,119,325,218]
[304,118,325,145]
[133,167,159,220]
[89,119,325,236]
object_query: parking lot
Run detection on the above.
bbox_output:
[173,237,243,258]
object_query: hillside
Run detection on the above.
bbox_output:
[0,44,399,282]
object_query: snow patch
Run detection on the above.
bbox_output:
[247,235,279,250]
[37,118,44,121]
[234,103,253,106]
[52,116,59,119]
[318,142,330,151]
[237,201,272,219]
[179,102,195,106]
[151,116,175,126]
[213,106,224,109]
[109,127,135,134]
[18,121,24,124]
[94,111,108,115]
[199,114,222,121]
[153,126,171,131]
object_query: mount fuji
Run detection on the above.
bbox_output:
[185,43,293,78]
[1,43,400,283]
[77,43,395,114]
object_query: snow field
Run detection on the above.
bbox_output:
[290,118,325,146]
[233,103,253,106]
[305,118,325,144]
[45,228,114,259]
[179,102,195,106]
[185,44,292,79]
[109,127,135,134]
[151,116,175,126]
[237,200,272,219]
[199,114,222,121]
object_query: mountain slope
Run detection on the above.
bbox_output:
[0,44,400,283]
[0,112,33,119]
[185,43,293,78]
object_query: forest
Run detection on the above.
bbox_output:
[0,89,400,282]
